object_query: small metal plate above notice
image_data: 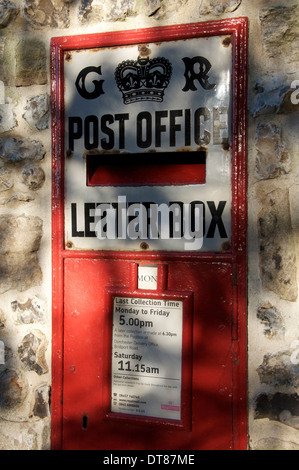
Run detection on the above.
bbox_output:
[138,265,158,290]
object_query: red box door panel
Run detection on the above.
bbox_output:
[62,258,233,450]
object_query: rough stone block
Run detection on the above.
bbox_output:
[23,94,49,131]
[145,0,162,16]
[0,37,7,85]
[0,137,45,162]
[258,188,297,301]
[255,392,299,430]
[0,368,28,408]
[0,0,18,28]
[0,138,45,204]
[260,5,299,62]
[257,302,285,339]
[0,423,40,450]
[0,167,13,192]
[22,0,70,28]
[18,331,48,375]
[0,215,43,293]
[0,342,12,364]
[15,38,47,86]
[11,296,46,324]
[33,384,50,418]
[255,123,290,180]
[143,0,189,18]
[0,164,45,203]
[257,350,299,387]
[199,0,241,15]
[0,214,42,253]
[0,103,17,133]
[21,165,45,191]
[251,74,298,117]
[0,192,35,205]
[0,252,42,293]
[79,0,136,22]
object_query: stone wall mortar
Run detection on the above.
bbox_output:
[0,0,298,450]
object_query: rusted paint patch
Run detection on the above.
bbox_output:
[140,242,149,250]
[138,44,151,57]
[222,240,231,252]
[65,52,72,62]
[222,142,231,151]
[222,35,233,47]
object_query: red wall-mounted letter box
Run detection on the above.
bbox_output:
[51,18,248,450]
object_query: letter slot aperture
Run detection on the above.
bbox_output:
[86,150,206,186]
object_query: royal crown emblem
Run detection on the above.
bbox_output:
[115,56,172,104]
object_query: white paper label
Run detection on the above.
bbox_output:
[111,296,183,420]
[137,265,158,290]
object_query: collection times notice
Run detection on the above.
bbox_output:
[111,296,183,420]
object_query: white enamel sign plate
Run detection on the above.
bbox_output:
[64,35,232,252]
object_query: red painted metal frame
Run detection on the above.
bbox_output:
[51,18,248,450]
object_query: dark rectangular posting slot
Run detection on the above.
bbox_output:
[86,151,206,186]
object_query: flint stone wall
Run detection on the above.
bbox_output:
[0,0,298,450]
